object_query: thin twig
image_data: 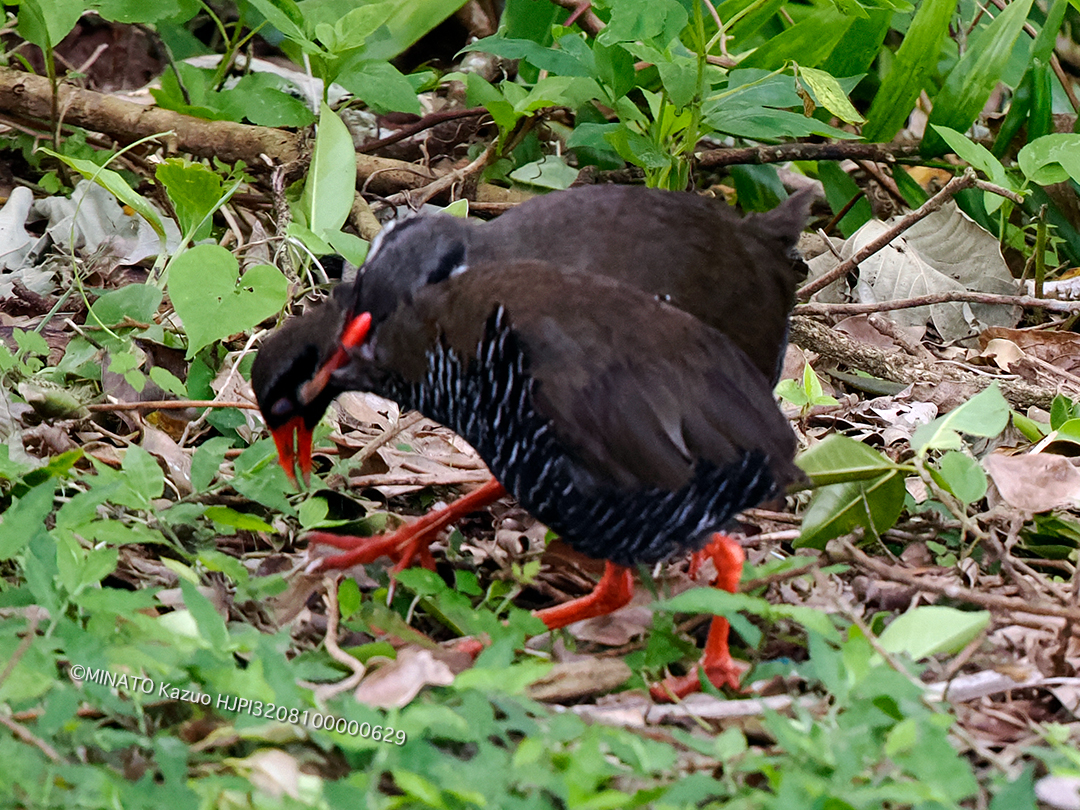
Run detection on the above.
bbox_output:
[0,713,65,763]
[0,611,41,690]
[318,576,366,700]
[348,411,424,470]
[799,170,978,299]
[87,399,259,412]
[357,107,489,154]
[347,471,493,489]
[794,290,1080,316]
[839,540,1080,623]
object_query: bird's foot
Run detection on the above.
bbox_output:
[303,477,508,574]
[649,656,748,702]
[304,526,435,573]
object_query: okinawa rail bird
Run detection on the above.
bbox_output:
[251,185,809,696]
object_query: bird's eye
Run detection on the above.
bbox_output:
[270,398,293,418]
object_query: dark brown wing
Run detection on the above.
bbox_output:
[474,186,810,383]
[395,262,800,493]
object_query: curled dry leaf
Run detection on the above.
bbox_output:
[835,314,925,352]
[982,326,1080,380]
[983,452,1080,512]
[142,424,192,494]
[230,749,302,801]
[352,647,454,709]
[1035,775,1080,810]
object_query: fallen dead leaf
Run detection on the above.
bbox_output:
[525,658,633,702]
[142,424,192,495]
[229,749,302,800]
[352,647,454,708]
[984,452,1080,512]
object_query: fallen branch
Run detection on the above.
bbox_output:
[0,66,302,167]
[795,290,1080,316]
[697,141,922,169]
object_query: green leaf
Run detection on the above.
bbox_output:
[797,471,907,549]
[335,577,361,620]
[179,578,230,650]
[40,148,167,243]
[155,159,224,243]
[862,0,955,142]
[799,67,865,125]
[922,0,1035,156]
[326,229,370,267]
[598,0,688,46]
[149,366,187,398]
[989,766,1037,810]
[1018,133,1080,186]
[796,434,899,487]
[878,606,990,660]
[168,245,288,358]
[231,441,295,515]
[655,588,839,641]
[461,34,592,77]
[508,155,580,190]
[931,126,1015,212]
[775,378,809,408]
[1050,393,1080,429]
[301,104,358,239]
[218,73,316,128]
[97,0,199,24]
[318,2,396,51]
[740,5,852,70]
[121,445,165,506]
[0,482,55,560]
[935,451,988,505]
[910,384,1010,454]
[16,0,83,50]
[205,506,275,532]
[336,60,422,115]
[190,436,233,492]
[1011,410,1046,442]
[298,497,329,529]
[703,104,858,140]
[87,285,162,326]
[245,0,310,47]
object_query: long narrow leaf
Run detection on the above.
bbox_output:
[922,0,1035,155]
[862,0,955,142]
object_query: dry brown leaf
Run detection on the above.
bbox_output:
[525,658,632,702]
[229,749,302,800]
[984,452,1080,512]
[1035,775,1080,810]
[352,647,454,708]
[142,424,192,494]
[982,327,1080,378]
[835,314,925,351]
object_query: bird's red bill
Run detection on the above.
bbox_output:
[276,313,372,488]
[272,415,313,487]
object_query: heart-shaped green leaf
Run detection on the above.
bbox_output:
[169,244,288,358]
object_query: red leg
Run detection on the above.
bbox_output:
[306,477,506,572]
[534,561,635,629]
[651,533,748,701]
